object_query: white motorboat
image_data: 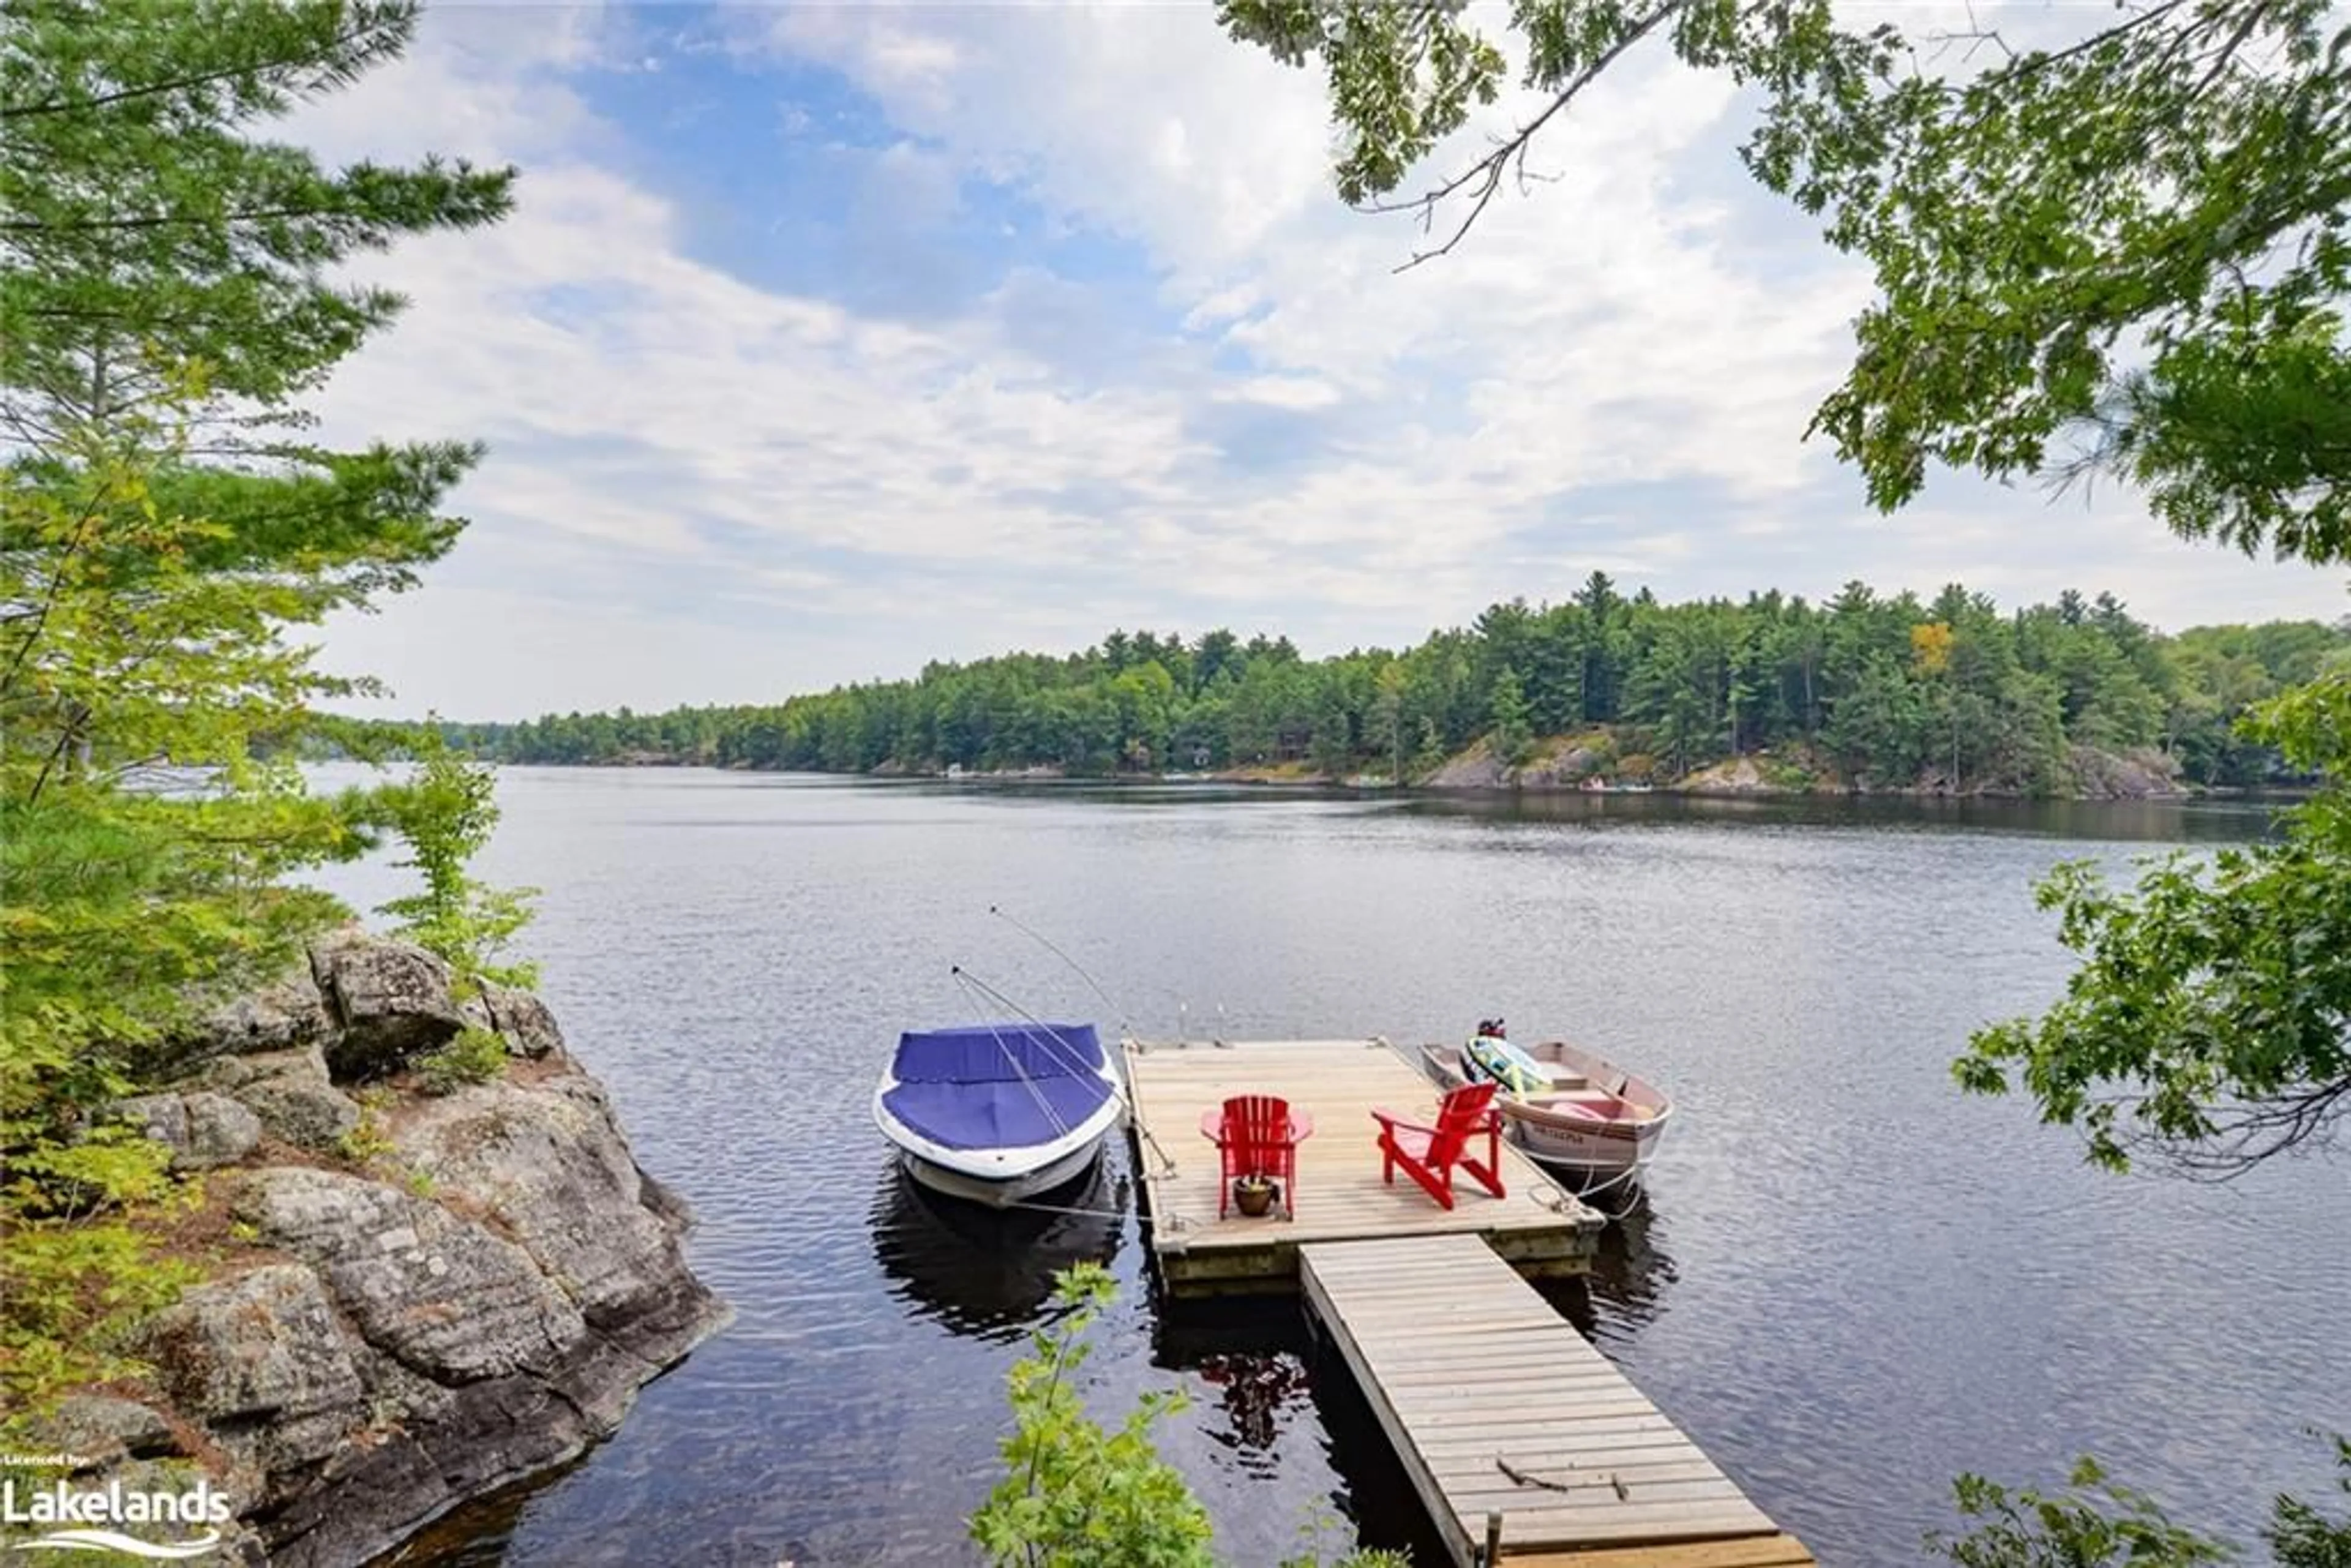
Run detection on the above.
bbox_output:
[873,1020,1124,1208]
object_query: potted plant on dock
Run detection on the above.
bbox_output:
[1232,1174,1278,1217]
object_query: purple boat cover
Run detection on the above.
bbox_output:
[883,1023,1112,1152]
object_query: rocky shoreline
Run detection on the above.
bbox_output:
[511,739,2214,801]
[23,929,728,1567]
[832,745,2195,800]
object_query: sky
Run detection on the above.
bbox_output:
[294,1,2351,722]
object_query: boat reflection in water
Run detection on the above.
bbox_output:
[868,1151,1130,1346]
[1534,1188,1679,1342]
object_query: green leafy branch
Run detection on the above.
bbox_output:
[1957,669,2351,1175]
[1929,1439,2351,1567]
[361,733,539,990]
[970,1262,1215,1568]
[970,1264,1425,1568]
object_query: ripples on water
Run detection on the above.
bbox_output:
[328,771,2347,1568]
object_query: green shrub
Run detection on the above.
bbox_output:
[970,1263,1213,1567]
[415,1027,508,1096]
[0,1133,197,1441]
[1927,1459,2230,1566]
[972,1266,1427,1568]
[2268,1433,2351,1567]
[1281,1502,1413,1567]
[369,741,540,989]
[334,1108,396,1166]
[1927,1443,2351,1567]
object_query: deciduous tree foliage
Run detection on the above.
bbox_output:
[1959,664,2351,1175]
[1925,1443,2351,1565]
[364,733,541,990]
[970,1264,1215,1568]
[1217,0,2351,565]
[968,1264,1413,1568]
[1927,1458,2234,1567]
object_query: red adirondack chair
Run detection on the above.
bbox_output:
[1201,1094,1305,1219]
[1371,1081,1505,1211]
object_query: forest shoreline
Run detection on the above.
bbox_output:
[422,595,2349,800]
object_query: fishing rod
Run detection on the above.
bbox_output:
[948,963,1119,1050]
[950,962,1132,1109]
[947,966,1175,1177]
[988,903,1134,1038]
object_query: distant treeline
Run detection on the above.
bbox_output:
[426,577,2349,792]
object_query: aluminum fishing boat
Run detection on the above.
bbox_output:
[1420,1029,1673,1189]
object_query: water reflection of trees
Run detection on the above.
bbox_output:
[1196,1352,1313,1459]
[1403,788,2281,846]
[1146,1292,1449,1559]
[866,1155,1128,1346]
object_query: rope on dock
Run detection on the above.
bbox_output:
[998,1195,1135,1221]
[1527,1161,1646,1215]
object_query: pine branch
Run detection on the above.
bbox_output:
[0,3,414,122]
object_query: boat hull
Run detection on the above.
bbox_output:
[872,1034,1127,1213]
[895,1137,1109,1209]
[1503,1109,1668,1179]
[1421,1039,1673,1186]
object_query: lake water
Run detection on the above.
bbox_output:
[307,768,2349,1568]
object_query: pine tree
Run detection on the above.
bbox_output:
[1488,666,1532,767]
[2,0,514,594]
[1,0,517,1429]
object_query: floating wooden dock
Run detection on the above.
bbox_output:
[1303,1234,1813,1568]
[1122,1037,1603,1294]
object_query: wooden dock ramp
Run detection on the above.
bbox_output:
[1302,1234,1813,1568]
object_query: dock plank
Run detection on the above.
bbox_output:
[1301,1234,1812,1568]
[1499,1536,1817,1567]
[1122,1038,1603,1293]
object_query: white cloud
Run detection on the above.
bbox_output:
[298,2,2347,720]
[1218,377,1344,412]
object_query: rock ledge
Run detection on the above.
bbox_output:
[47,928,729,1568]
